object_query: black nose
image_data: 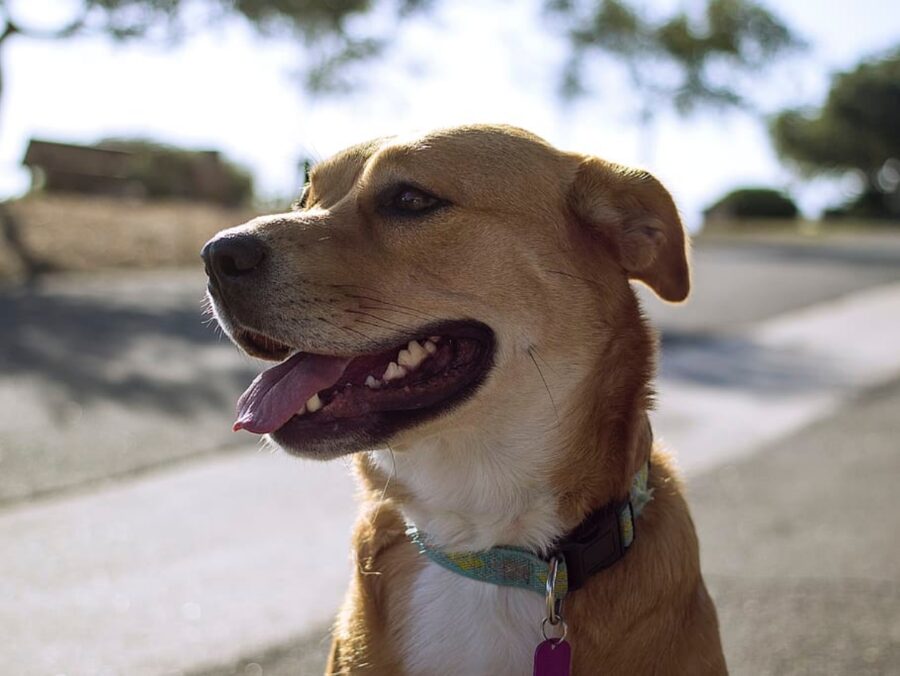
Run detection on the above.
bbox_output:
[201,234,267,280]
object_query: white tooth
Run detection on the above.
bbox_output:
[365,375,382,389]
[398,348,423,369]
[408,340,428,363]
[296,405,307,416]
[306,393,322,412]
[424,340,438,355]
[429,335,441,343]
[383,362,408,381]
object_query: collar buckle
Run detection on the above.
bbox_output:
[555,500,631,591]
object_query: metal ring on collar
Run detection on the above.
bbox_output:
[541,617,568,643]
[545,555,563,624]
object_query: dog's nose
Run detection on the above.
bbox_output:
[201,234,267,280]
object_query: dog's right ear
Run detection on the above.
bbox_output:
[567,156,690,302]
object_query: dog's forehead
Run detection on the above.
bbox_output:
[367,125,577,202]
[308,137,390,201]
[307,125,580,210]
[377,125,560,170]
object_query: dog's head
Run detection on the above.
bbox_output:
[203,124,688,459]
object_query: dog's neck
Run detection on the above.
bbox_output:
[368,424,568,552]
[364,313,656,554]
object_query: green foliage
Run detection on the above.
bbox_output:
[823,189,900,222]
[550,0,803,114]
[772,48,900,220]
[771,49,900,177]
[0,0,429,93]
[98,138,253,205]
[2,0,372,40]
[705,187,799,220]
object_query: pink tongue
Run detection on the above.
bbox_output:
[233,352,351,434]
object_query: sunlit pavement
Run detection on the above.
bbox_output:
[1,239,899,675]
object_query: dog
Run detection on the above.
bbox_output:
[202,124,727,675]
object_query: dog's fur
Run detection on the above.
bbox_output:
[206,125,726,675]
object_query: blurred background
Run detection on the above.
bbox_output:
[1,1,898,674]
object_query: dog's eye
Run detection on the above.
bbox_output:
[390,187,440,214]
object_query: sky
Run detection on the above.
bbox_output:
[3,0,900,229]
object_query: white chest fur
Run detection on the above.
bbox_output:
[399,559,546,676]
[370,432,563,675]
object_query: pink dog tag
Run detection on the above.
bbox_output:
[533,638,572,676]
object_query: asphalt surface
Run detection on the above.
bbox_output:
[2,235,900,675]
[2,237,900,506]
[193,377,900,676]
[694,378,900,676]
[0,269,256,505]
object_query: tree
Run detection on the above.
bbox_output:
[0,0,431,109]
[771,48,900,219]
[704,187,798,222]
[0,0,430,278]
[546,0,803,159]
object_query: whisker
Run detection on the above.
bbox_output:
[320,316,371,341]
[353,318,393,332]
[372,445,396,522]
[328,284,441,321]
[543,268,602,290]
[361,445,397,577]
[357,304,434,322]
[530,345,559,376]
[347,294,440,320]
[345,309,416,331]
[528,346,559,424]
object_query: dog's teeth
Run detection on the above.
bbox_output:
[365,375,382,389]
[296,405,307,416]
[306,393,322,412]
[429,335,441,343]
[424,339,438,355]
[383,362,407,381]
[398,343,428,370]
[397,348,415,369]
[408,340,428,362]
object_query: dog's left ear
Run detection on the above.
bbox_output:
[567,156,690,302]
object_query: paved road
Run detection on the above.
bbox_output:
[195,376,900,676]
[694,378,900,676]
[0,269,256,505]
[2,237,899,506]
[1,236,900,675]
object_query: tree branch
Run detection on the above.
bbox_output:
[0,5,88,45]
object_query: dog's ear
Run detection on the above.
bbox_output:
[567,156,690,302]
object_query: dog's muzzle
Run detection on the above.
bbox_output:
[201,233,268,293]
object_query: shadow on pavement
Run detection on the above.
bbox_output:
[660,330,839,394]
[0,283,253,416]
[702,238,900,268]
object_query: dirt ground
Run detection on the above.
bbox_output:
[0,194,258,282]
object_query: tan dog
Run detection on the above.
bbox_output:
[202,124,726,675]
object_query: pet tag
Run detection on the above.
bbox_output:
[533,637,572,676]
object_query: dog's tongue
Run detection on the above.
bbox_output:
[233,352,351,434]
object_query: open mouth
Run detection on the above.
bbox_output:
[231,321,495,457]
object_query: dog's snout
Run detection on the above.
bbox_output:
[201,234,267,280]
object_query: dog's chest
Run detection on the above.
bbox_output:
[397,559,545,675]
